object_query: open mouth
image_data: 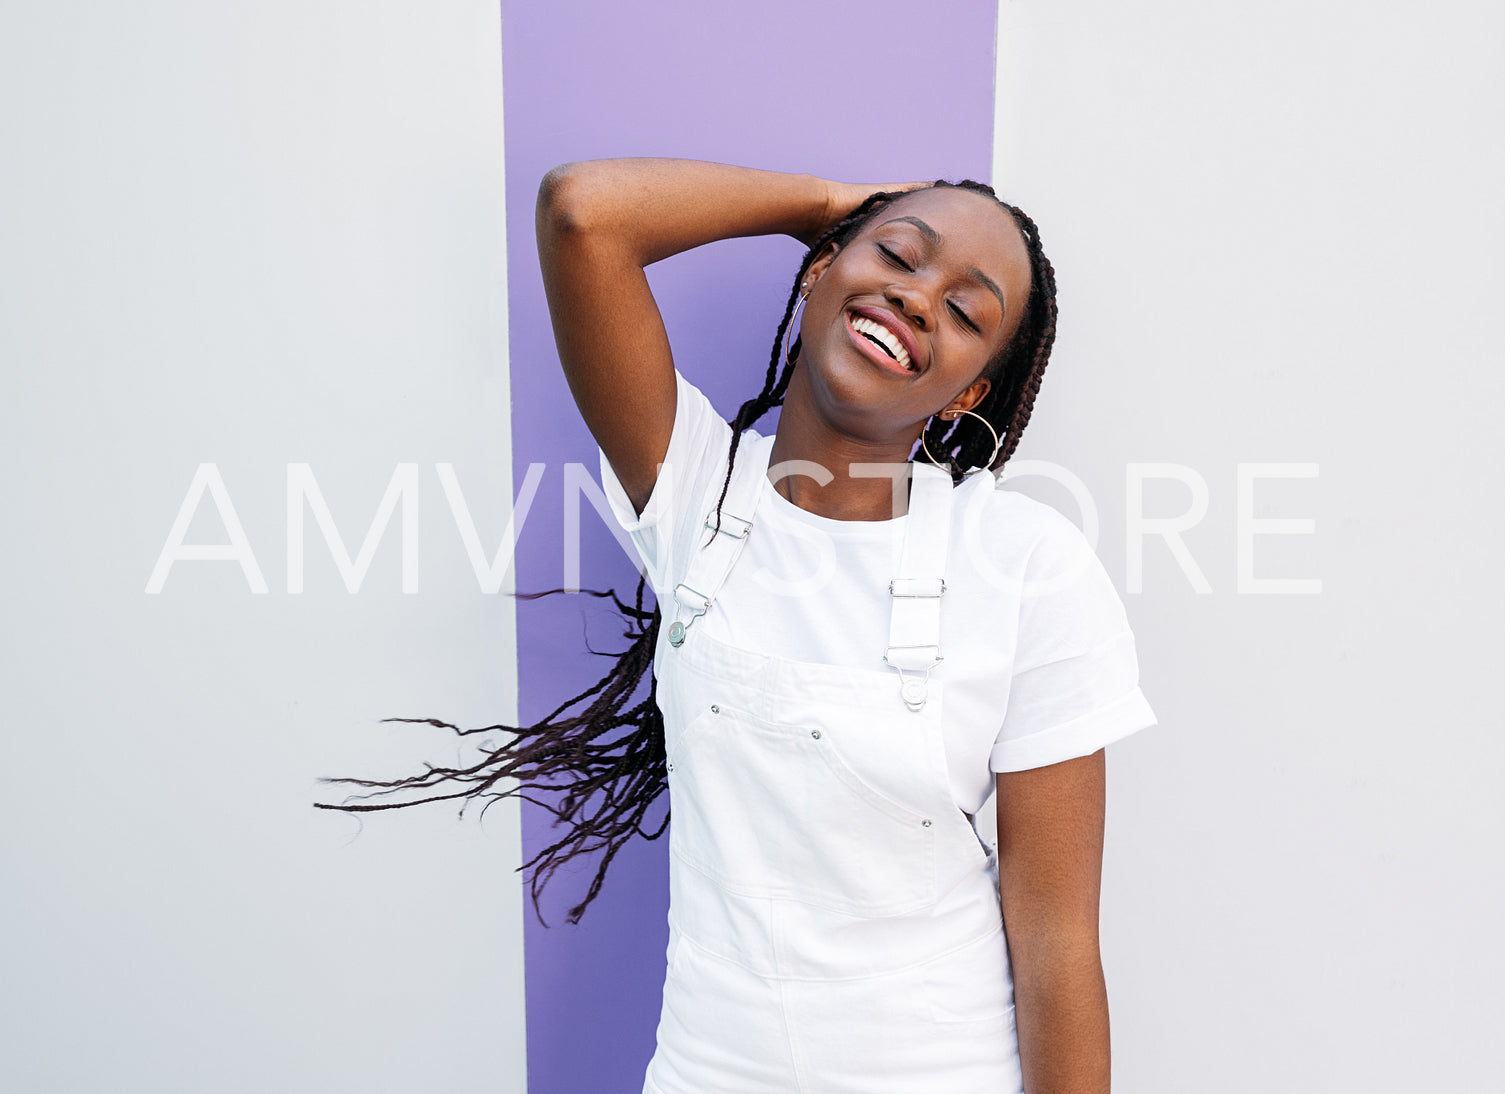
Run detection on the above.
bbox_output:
[848,312,918,373]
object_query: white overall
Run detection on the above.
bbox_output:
[643,434,1025,1094]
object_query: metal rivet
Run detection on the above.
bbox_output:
[666,762,674,772]
[811,729,822,739]
[921,819,932,828]
[710,704,720,714]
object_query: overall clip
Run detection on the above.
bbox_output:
[883,645,944,712]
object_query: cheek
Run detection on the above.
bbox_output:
[983,323,1019,374]
[831,249,890,284]
[945,334,1002,387]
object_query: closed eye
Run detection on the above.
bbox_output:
[950,302,980,333]
[876,244,913,272]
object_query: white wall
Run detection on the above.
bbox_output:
[995,1,1504,1089]
[0,4,526,1091]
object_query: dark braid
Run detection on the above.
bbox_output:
[315,579,669,926]
[710,190,896,531]
[315,181,1060,925]
[918,181,1058,480]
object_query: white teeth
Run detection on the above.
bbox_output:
[851,315,913,371]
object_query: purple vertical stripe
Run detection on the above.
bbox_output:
[501,3,998,1089]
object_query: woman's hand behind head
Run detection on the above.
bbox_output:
[797,179,932,249]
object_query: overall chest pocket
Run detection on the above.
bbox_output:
[666,702,937,918]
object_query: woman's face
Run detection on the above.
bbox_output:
[797,187,1033,442]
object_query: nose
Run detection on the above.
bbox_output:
[886,282,934,332]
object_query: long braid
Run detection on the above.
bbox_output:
[990,199,1057,467]
[315,182,1060,925]
[315,577,668,926]
[917,181,1058,480]
[711,191,898,530]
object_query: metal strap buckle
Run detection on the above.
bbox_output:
[888,577,946,598]
[883,644,944,669]
[703,512,753,540]
[668,583,711,648]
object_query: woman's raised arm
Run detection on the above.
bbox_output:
[534,158,835,515]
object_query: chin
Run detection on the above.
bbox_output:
[803,349,913,432]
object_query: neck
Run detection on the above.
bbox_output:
[766,368,922,522]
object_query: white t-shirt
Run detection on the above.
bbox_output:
[599,371,1157,816]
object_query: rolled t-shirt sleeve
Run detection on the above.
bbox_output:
[990,509,1157,773]
[596,369,733,596]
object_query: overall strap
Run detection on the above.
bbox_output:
[667,432,774,648]
[884,462,955,711]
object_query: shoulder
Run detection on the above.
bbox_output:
[669,370,736,459]
[649,371,747,502]
[980,486,1128,637]
[652,372,775,542]
[951,474,1095,584]
[598,369,751,538]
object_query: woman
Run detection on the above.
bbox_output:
[323,158,1156,1094]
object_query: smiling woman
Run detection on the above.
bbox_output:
[316,158,1156,1094]
[770,183,1041,514]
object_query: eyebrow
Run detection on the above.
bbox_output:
[878,215,1008,319]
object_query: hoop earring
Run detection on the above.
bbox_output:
[783,283,810,367]
[920,409,1004,475]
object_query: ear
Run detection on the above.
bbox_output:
[942,377,991,418]
[801,240,841,291]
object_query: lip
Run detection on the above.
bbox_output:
[845,313,915,377]
[848,305,924,375]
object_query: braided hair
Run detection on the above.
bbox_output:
[314,180,1059,925]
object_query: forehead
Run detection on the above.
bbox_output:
[863,187,1032,312]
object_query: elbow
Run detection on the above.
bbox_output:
[1002,914,1102,974]
[536,162,597,241]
